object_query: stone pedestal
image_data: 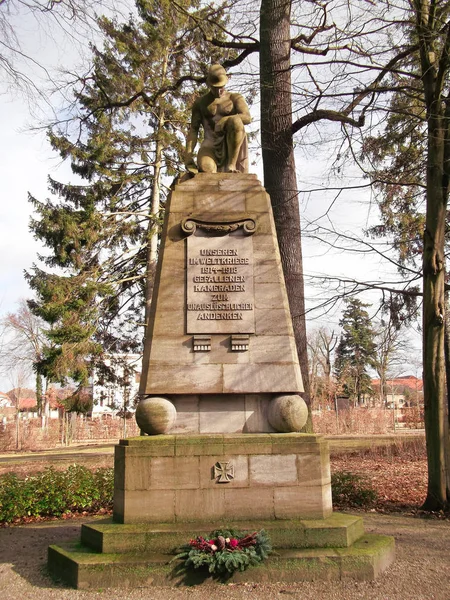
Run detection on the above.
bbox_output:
[113,434,332,524]
[47,174,394,587]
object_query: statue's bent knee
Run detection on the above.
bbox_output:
[226,115,244,133]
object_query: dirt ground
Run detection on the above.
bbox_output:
[0,512,448,600]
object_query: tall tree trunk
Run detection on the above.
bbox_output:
[421,103,449,510]
[259,0,311,426]
[144,121,164,334]
[444,290,450,497]
[144,53,169,339]
[36,372,43,417]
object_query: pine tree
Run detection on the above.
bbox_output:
[27,0,228,385]
[334,299,377,406]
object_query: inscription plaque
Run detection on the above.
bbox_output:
[186,233,255,334]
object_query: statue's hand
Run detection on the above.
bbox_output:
[184,152,198,174]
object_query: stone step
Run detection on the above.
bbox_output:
[80,513,364,554]
[48,533,395,589]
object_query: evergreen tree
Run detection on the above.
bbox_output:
[27,0,228,386]
[334,299,377,406]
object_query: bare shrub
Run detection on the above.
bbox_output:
[0,415,141,452]
[313,408,393,435]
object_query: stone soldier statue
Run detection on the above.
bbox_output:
[185,64,251,174]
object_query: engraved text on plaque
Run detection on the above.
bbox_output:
[186,234,255,334]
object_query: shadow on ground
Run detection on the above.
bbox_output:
[0,517,108,589]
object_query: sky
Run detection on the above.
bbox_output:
[0,1,422,392]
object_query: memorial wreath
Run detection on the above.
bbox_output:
[174,528,272,575]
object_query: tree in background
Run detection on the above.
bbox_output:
[0,0,130,97]
[334,299,377,405]
[0,299,46,414]
[27,0,228,386]
[374,309,410,407]
[308,328,338,410]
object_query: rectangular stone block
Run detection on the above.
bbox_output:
[223,487,275,519]
[118,438,176,457]
[217,175,259,191]
[114,447,125,491]
[199,454,249,488]
[274,485,333,519]
[151,310,186,338]
[222,432,273,455]
[255,308,292,336]
[223,363,303,394]
[116,489,176,523]
[243,394,273,433]
[245,190,271,212]
[152,275,185,310]
[271,435,323,455]
[175,488,225,520]
[252,213,273,235]
[175,434,224,456]
[150,456,200,489]
[254,281,289,310]
[249,335,298,364]
[250,454,298,485]
[171,395,200,433]
[296,454,331,487]
[121,457,152,491]
[199,395,246,432]
[193,191,246,212]
[148,336,193,364]
[254,259,281,284]
[143,364,223,394]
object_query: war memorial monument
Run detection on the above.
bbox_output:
[48,65,395,588]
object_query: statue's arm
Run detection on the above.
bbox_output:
[215,93,251,133]
[185,102,202,172]
[232,94,251,125]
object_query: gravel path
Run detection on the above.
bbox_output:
[0,512,449,599]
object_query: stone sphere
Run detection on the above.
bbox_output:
[135,396,176,435]
[268,394,308,433]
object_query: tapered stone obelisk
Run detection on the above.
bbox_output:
[138,172,307,434]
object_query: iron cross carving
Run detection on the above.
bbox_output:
[214,461,235,483]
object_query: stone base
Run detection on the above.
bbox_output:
[113,434,332,523]
[47,515,395,589]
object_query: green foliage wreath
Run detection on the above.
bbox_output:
[174,528,272,575]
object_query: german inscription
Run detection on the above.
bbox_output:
[186,234,255,333]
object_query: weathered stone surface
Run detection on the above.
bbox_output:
[175,488,225,520]
[114,489,175,523]
[274,485,333,520]
[255,308,292,336]
[113,435,333,523]
[144,365,224,394]
[198,395,247,432]
[224,487,275,519]
[139,174,304,403]
[171,395,200,433]
[47,531,395,588]
[243,394,273,433]
[199,454,249,488]
[80,513,366,554]
[135,397,177,435]
[268,394,309,433]
[150,456,200,489]
[249,335,298,363]
[249,454,298,485]
[223,364,303,394]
